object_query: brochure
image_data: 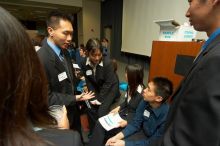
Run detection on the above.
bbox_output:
[98,113,123,131]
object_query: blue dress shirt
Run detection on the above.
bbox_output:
[122,100,169,146]
[47,39,63,61]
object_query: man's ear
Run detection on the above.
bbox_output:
[47,27,54,37]
[155,96,163,102]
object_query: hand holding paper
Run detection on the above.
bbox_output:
[99,113,124,131]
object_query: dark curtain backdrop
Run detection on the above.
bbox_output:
[101,0,150,69]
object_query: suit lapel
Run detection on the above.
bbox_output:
[46,44,71,82]
[95,65,103,81]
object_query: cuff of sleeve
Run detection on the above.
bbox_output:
[125,140,133,146]
[125,140,147,146]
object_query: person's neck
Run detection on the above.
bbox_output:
[207,27,218,37]
[149,102,161,109]
[81,54,86,57]
[48,37,55,45]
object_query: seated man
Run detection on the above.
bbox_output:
[106,77,173,146]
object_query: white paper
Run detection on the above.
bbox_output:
[98,113,124,131]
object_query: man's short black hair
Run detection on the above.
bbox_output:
[46,10,73,28]
[152,77,173,103]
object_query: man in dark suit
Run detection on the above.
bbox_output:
[37,11,94,136]
[149,0,220,146]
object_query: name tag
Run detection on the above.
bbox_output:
[86,70,92,76]
[58,72,68,82]
[143,110,150,117]
[73,63,80,69]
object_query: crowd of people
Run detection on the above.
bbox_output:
[1,0,220,146]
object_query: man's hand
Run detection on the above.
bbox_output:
[76,91,95,101]
[106,136,118,146]
[118,119,127,128]
[106,132,124,146]
[106,139,125,146]
[109,106,120,115]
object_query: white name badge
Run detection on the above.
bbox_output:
[58,72,68,82]
[86,70,92,76]
[73,63,80,69]
[143,110,150,117]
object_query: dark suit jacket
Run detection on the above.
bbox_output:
[150,35,220,146]
[37,41,76,106]
[36,129,82,146]
[80,57,119,116]
[119,89,143,122]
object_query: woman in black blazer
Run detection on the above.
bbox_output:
[87,64,144,146]
[80,38,120,131]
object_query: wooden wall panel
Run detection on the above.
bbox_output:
[149,41,203,91]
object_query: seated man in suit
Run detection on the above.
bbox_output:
[106,77,173,146]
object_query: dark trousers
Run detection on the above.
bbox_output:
[86,100,114,132]
[87,121,123,146]
[88,121,147,146]
[66,105,84,142]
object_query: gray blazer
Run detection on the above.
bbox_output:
[36,129,82,146]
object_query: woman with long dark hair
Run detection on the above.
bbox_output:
[88,64,144,146]
[0,7,81,146]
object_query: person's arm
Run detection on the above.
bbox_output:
[48,87,76,106]
[109,106,121,114]
[48,85,94,106]
[121,100,145,138]
[96,62,118,103]
[105,132,125,145]
[124,139,149,146]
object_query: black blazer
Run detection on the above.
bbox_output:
[80,57,119,116]
[37,40,76,106]
[36,129,82,146]
[150,35,220,146]
[119,89,143,123]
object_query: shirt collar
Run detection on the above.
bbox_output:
[47,38,62,57]
[147,102,169,118]
[86,57,103,67]
[202,28,220,52]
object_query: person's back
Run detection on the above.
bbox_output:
[36,129,82,146]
